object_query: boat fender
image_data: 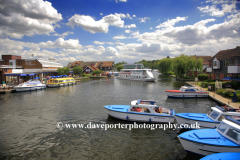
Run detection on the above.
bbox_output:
[58,84,60,87]
[126,116,129,120]
[183,94,184,98]
[169,109,173,115]
[196,94,197,97]
[149,118,151,123]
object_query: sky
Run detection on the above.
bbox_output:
[0,0,240,66]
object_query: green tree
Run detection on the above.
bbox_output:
[157,58,172,75]
[116,65,124,71]
[92,70,103,75]
[57,68,64,75]
[73,66,83,75]
[58,67,70,75]
[114,61,127,68]
[196,58,203,73]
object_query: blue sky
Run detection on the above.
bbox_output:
[0,0,240,66]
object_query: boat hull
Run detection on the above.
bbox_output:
[175,114,219,129]
[117,77,155,82]
[166,91,208,98]
[178,136,240,156]
[105,108,175,123]
[14,87,37,92]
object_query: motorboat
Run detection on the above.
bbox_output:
[14,77,46,92]
[178,116,240,156]
[46,77,76,88]
[165,86,209,98]
[200,152,240,160]
[103,99,175,123]
[117,69,155,82]
[175,106,240,129]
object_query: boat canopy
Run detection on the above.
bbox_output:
[34,77,40,79]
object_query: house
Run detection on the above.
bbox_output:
[67,61,114,74]
[206,46,240,80]
[188,56,212,77]
[0,55,63,84]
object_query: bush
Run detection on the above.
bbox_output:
[82,73,87,77]
[198,74,208,81]
[231,80,240,90]
[223,89,236,97]
[86,74,92,77]
[204,79,215,82]
[216,89,225,95]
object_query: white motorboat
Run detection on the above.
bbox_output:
[14,78,46,92]
[103,99,175,123]
[165,86,209,98]
[175,106,240,129]
[117,69,155,82]
[178,116,240,156]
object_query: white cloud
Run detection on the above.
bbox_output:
[100,13,103,15]
[54,31,74,38]
[125,24,137,28]
[125,29,132,33]
[156,16,187,28]
[198,3,237,17]
[138,17,151,23]
[67,13,132,33]
[132,15,136,17]
[93,41,114,45]
[0,0,62,38]
[113,35,129,39]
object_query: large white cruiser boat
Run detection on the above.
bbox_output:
[117,69,155,82]
[14,77,46,92]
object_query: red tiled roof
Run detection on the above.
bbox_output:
[72,61,83,67]
[211,46,240,61]
[191,56,212,65]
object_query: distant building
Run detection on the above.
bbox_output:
[206,46,240,80]
[0,55,63,84]
[67,61,114,74]
[188,56,212,77]
[122,64,144,69]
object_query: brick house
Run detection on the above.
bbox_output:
[206,46,240,80]
[0,55,63,84]
[188,56,212,77]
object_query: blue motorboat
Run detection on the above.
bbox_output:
[175,106,240,129]
[200,152,240,160]
[178,116,240,156]
[103,99,175,123]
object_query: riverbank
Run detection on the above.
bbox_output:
[186,81,239,109]
[169,75,194,81]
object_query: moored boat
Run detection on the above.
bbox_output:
[46,77,76,88]
[14,77,46,92]
[117,69,155,82]
[165,86,209,98]
[178,116,240,156]
[200,152,240,160]
[175,106,240,129]
[103,99,175,123]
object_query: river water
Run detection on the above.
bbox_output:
[0,73,217,160]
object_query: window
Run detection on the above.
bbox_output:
[224,60,229,66]
[213,61,218,66]
[218,122,228,133]
[75,63,78,66]
[9,62,13,66]
[226,127,240,142]
[210,111,219,120]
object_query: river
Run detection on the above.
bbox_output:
[0,72,217,160]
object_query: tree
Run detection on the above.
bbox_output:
[92,70,103,75]
[73,66,83,75]
[57,67,70,75]
[157,58,172,75]
[116,65,124,71]
[114,61,127,68]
